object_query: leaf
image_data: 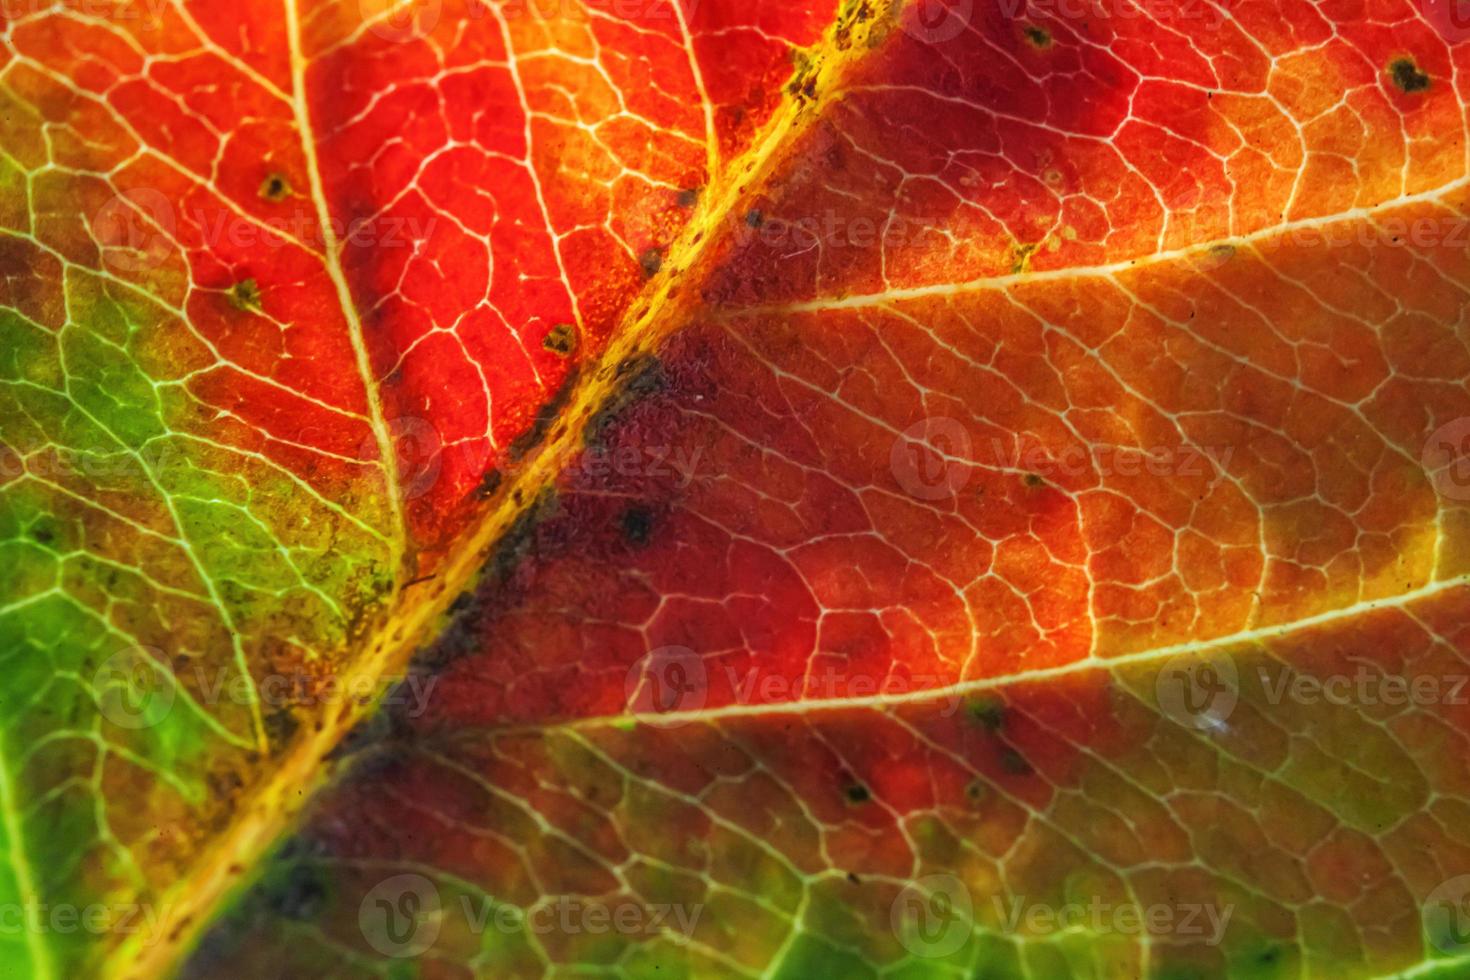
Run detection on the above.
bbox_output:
[162,1,1470,979]
[0,0,828,976]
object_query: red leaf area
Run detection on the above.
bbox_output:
[190,2,1470,979]
[300,0,834,553]
[8,0,830,560]
[419,0,1470,724]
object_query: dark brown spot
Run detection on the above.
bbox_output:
[259,173,292,201]
[474,467,503,500]
[1390,58,1430,93]
[619,506,655,546]
[1000,749,1032,775]
[543,322,577,357]
[965,696,1006,731]
[228,279,262,312]
[639,247,664,278]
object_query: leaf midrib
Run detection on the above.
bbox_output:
[108,2,898,977]
[107,1,1470,975]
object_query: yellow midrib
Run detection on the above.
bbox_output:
[107,2,902,978]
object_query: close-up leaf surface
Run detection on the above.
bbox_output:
[4,0,1470,979]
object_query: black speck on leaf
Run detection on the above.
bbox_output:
[619,506,655,546]
[845,783,871,805]
[228,279,262,312]
[259,173,291,201]
[965,696,1006,731]
[639,248,664,278]
[1000,749,1033,775]
[543,322,577,357]
[1390,58,1430,92]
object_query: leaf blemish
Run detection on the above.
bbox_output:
[619,506,655,546]
[543,322,577,357]
[228,278,263,312]
[639,247,665,278]
[1389,57,1430,93]
[259,173,292,201]
[1000,749,1033,775]
[965,696,1006,731]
